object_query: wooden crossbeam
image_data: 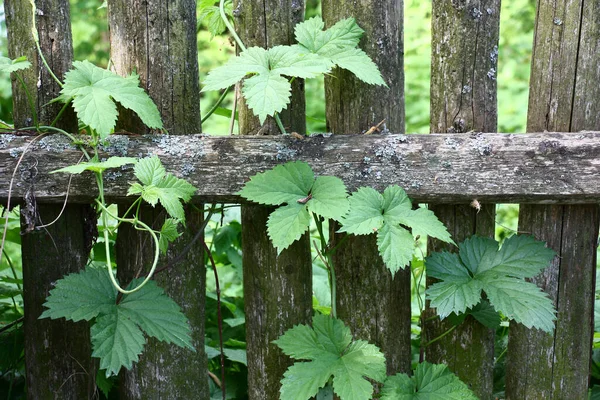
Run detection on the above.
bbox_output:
[0,131,598,204]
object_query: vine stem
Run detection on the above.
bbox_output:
[422,324,457,347]
[220,0,246,52]
[313,213,336,318]
[201,87,230,124]
[203,221,227,400]
[94,182,160,295]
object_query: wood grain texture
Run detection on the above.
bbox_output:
[424,1,500,398]
[506,1,600,398]
[107,1,208,398]
[233,1,312,398]
[1,131,600,204]
[322,0,411,377]
[6,1,95,398]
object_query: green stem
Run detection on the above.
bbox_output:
[411,266,424,315]
[33,38,63,88]
[202,87,231,124]
[50,100,72,127]
[220,0,246,51]
[313,213,336,318]
[2,249,21,292]
[423,324,457,347]
[274,113,287,135]
[94,176,160,294]
[15,72,38,127]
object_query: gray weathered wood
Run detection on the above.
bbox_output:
[6,1,96,398]
[234,1,312,398]
[506,1,600,398]
[322,0,411,377]
[106,1,208,398]
[423,1,500,398]
[1,131,599,204]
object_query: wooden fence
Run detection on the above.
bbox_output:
[0,0,599,399]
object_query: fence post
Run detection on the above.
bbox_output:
[5,0,96,398]
[233,1,312,398]
[505,1,600,398]
[321,0,411,376]
[423,1,500,398]
[106,1,209,398]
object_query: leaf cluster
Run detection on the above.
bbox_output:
[59,60,163,138]
[239,161,348,253]
[202,17,385,123]
[274,314,386,400]
[198,0,233,39]
[426,234,557,332]
[40,267,194,377]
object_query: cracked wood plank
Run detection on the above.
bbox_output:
[0,131,599,204]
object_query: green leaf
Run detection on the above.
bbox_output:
[239,161,314,206]
[242,72,291,124]
[426,235,556,332]
[275,314,386,400]
[381,362,478,399]
[269,45,334,79]
[158,218,181,254]
[202,46,270,91]
[198,0,233,39]
[42,267,195,377]
[267,203,311,254]
[129,156,197,221]
[51,156,137,174]
[340,185,452,274]
[376,224,415,274]
[295,17,386,86]
[40,267,117,322]
[0,56,32,74]
[0,283,21,299]
[202,44,331,123]
[119,279,194,349]
[133,156,166,186]
[92,310,145,377]
[307,176,349,221]
[61,60,162,138]
[338,187,384,235]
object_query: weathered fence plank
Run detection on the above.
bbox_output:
[423,1,500,398]
[1,131,599,204]
[322,0,411,376]
[106,0,209,398]
[234,1,312,398]
[506,1,600,398]
[5,0,96,398]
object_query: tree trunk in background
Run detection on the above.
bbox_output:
[423,1,500,398]
[506,1,600,398]
[6,0,96,398]
[107,1,208,398]
[234,1,312,398]
[322,0,411,376]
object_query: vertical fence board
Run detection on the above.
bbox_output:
[5,0,96,398]
[107,1,208,398]
[506,1,600,398]
[423,1,500,398]
[234,1,312,398]
[322,0,411,376]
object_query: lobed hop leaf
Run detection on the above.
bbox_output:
[41,267,194,377]
[339,185,453,274]
[60,60,162,138]
[275,314,386,400]
[239,161,349,253]
[426,234,557,332]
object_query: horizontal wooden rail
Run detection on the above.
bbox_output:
[0,131,598,204]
